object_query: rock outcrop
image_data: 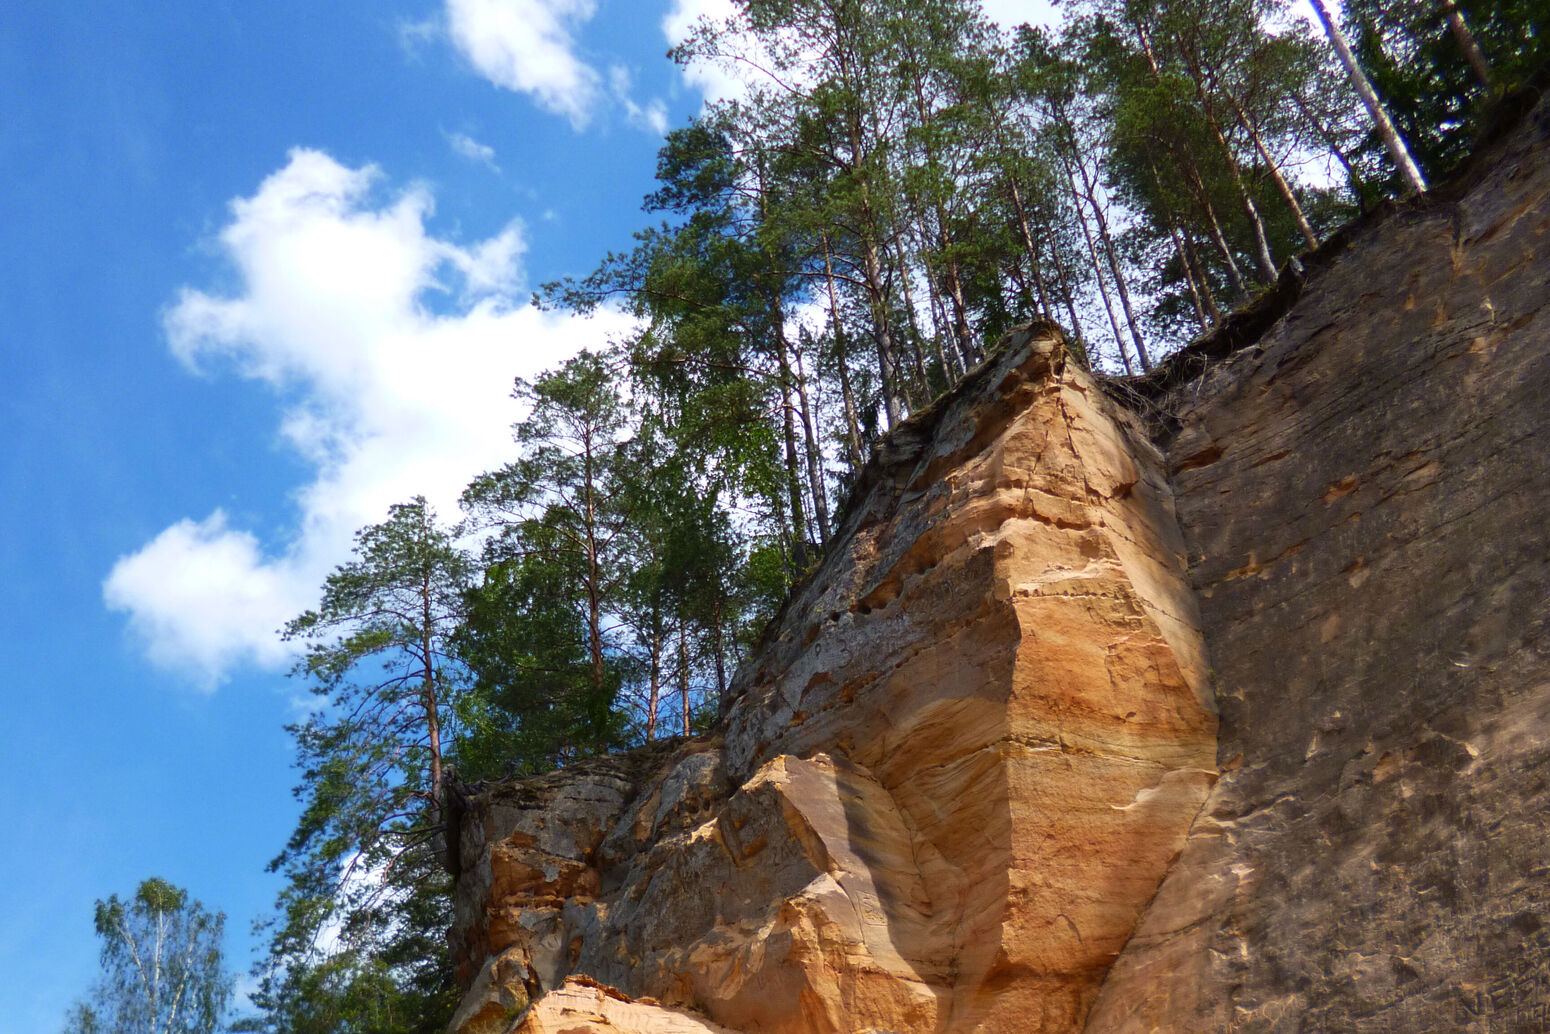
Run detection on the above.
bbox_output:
[450,325,1218,1034]
[449,90,1550,1033]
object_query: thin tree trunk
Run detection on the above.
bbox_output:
[1071,148,1153,370]
[1442,0,1493,88]
[794,346,830,544]
[646,621,660,741]
[1192,176,1250,298]
[860,236,904,426]
[774,324,810,571]
[821,233,866,470]
[582,431,606,714]
[1135,12,1271,286]
[1065,171,1134,375]
[892,233,929,377]
[1007,263,1039,317]
[1007,172,1055,319]
[834,331,866,472]
[1043,213,1088,352]
[1173,227,1210,332]
[1291,91,1368,200]
[1147,157,1212,329]
[943,257,975,371]
[1059,146,1141,373]
[421,573,442,823]
[1183,229,1223,324]
[1176,53,1281,280]
[678,617,691,738]
[890,237,933,397]
[1309,0,1429,193]
[907,74,976,368]
[839,84,905,424]
[908,220,963,381]
[710,594,727,708]
[1221,87,1320,249]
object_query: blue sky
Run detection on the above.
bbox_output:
[0,0,1051,1029]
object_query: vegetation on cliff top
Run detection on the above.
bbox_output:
[228,0,1547,1030]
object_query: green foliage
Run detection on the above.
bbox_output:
[237,854,455,1034]
[1348,0,1550,181]
[241,3,1543,1024]
[67,878,231,1034]
[249,498,469,1034]
[457,351,633,774]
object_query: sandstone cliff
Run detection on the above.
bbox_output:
[447,89,1550,1034]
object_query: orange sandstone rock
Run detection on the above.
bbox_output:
[450,325,1217,1034]
[505,977,741,1034]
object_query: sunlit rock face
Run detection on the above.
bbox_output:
[448,323,1217,1034]
[448,86,1550,1034]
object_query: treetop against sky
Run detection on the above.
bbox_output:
[1,2,1060,1031]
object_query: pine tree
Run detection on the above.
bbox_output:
[248,498,469,1034]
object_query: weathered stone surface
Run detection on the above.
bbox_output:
[449,79,1550,1034]
[449,746,681,1031]
[507,977,741,1034]
[1085,92,1550,1033]
[450,325,1217,1034]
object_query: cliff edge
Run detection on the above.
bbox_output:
[447,88,1550,1034]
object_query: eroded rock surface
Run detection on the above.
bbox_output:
[1085,93,1550,1033]
[450,326,1217,1034]
[449,81,1550,1034]
[497,977,740,1034]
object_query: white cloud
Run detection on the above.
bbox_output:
[104,512,304,682]
[609,65,669,135]
[104,148,632,687]
[444,0,603,127]
[662,0,745,105]
[446,130,499,170]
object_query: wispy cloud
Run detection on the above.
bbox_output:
[609,66,668,135]
[445,129,500,170]
[444,0,603,128]
[104,148,632,686]
[662,0,744,104]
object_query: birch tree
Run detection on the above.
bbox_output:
[67,879,231,1034]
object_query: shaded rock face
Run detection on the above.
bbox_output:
[450,328,1218,1034]
[448,91,1550,1034]
[1085,94,1550,1033]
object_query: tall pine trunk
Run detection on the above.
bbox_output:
[1065,165,1135,375]
[1069,144,1152,371]
[1442,0,1493,88]
[678,617,690,738]
[794,347,830,544]
[1309,0,1429,193]
[821,233,866,470]
[1221,87,1320,249]
[646,620,660,741]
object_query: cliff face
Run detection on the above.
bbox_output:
[449,327,1218,1034]
[448,92,1550,1034]
[1085,93,1550,1033]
